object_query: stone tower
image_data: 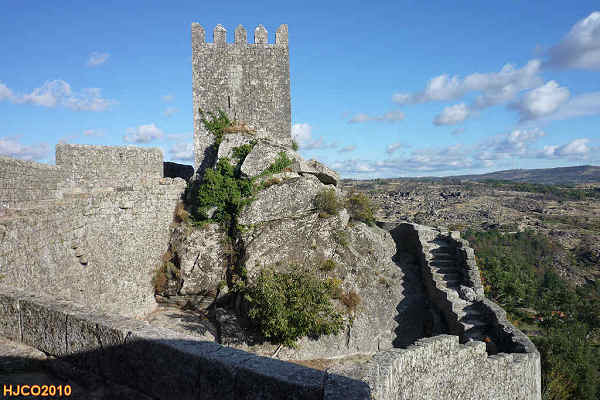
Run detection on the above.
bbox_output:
[191,23,292,173]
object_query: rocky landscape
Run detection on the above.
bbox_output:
[345,178,600,286]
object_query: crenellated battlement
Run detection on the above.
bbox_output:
[191,23,292,174]
[191,23,288,46]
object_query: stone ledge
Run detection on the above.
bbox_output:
[0,287,370,400]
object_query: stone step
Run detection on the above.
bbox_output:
[461,318,489,331]
[430,252,454,260]
[464,327,492,341]
[431,264,460,272]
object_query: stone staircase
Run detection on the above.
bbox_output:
[422,235,496,349]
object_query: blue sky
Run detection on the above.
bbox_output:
[1,1,599,178]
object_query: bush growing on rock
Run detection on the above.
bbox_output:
[242,268,344,347]
[199,109,232,147]
[314,188,342,217]
[345,192,375,225]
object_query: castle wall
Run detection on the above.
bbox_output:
[341,335,541,400]
[192,23,292,173]
[0,145,187,318]
[0,156,64,210]
[56,143,163,187]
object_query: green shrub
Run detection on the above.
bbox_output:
[193,157,254,224]
[314,188,342,217]
[345,192,375,225]
[199,109,232,147]
[291,140,299,151]
[242,269,344,347]
[320,259,337,272]
[261,152,293,176]
[333,230,350,247]
[232,142,256,163]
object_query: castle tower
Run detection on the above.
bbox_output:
[191,23,292,173]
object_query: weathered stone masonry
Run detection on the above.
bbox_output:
[0,145,186,318]
[192,23,292,172]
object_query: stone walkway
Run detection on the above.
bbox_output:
[0,338,149,400]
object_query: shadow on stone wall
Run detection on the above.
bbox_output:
[0,338,371,400]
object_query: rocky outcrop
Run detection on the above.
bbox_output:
[240,141,300,178]
[294,158,340,186]
[169,223,229,297]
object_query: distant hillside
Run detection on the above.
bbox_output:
[450,165,600,185]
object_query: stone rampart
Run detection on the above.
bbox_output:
[192,23,292,173]
[0,156,64,210]
[387,222,541,398]
[56,143,163,187]
[0,145,188,318]
[0,287,370,400]
[332,335,541,400]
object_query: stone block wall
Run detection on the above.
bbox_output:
[56,144,163,187]
[192,23,292,173]
[332,335,541,400]
[0,145,188,318]
[0,287,369,400]
[0,156,64,210]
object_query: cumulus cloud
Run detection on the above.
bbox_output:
[0,136,50,160]
[291,123,337,150]
[348,110,405,123]
[546,91,600,120]
[124,123,164,143]
[393,60,542,108]
[479,128,545,160]
[334,129,594,178]
[3,80,116,111]
[83,129,104,137]
[512,81,570,120]
[338,145,356,153]
[86,52,110,67]
[164,107,178,117]
[433,103,471,125]
[546,12,600,69]
[386,142,404,154]
[538,138,592,159]
[168,142,194,162]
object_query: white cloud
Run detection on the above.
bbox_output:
[63,87,116,111]
[477,128,545,161]
[338,145,356,153]
[538,138,592,159]
[6,80,116,111]
[546,91,600,120]
[86,52,110,67]
[433,103,470,125]
[162,94,175,103]
[348,110,405,123]
[164,107,178,117]
[512,81,570,120]
[386,142,404,154]
[546,12,600,69]
[168,142,194,162]
[291,123,336,150]
[291,123,312,144]
[0,136,50,160]
[393,60,542,108]
[124,123,164,143]
[83,129,104,137]
[0,82,13,100]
